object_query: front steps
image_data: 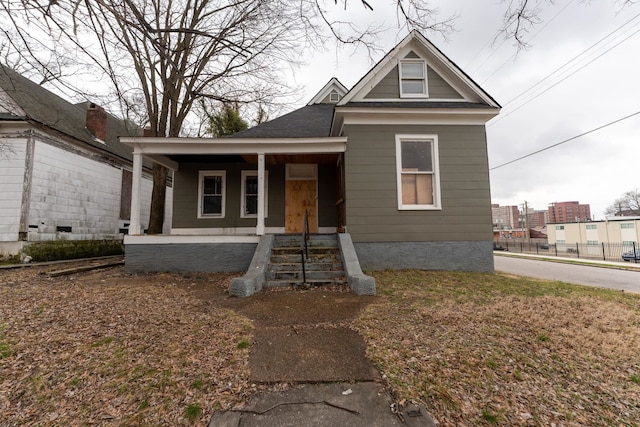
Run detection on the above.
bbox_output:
[265,234,347,288]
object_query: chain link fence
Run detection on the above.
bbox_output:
[494,240,639,263]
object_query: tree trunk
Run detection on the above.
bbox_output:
[148,163,167,234]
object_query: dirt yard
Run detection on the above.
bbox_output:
[2,261,640,426]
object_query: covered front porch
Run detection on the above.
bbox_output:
[120,136,348,272]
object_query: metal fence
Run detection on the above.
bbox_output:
[494,240,639,263]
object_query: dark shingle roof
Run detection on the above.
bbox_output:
[229,104,335,138]
[0,64,140,162]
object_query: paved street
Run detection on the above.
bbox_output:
[494,255,640,293]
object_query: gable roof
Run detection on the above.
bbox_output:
[228,31,499,140]
[306,78,348,105]
[0,64,140,162]
[229,104,335,139]
[338,30,500,108]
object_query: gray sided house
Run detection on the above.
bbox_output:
[0,65,171,258]
[122,31,500,293]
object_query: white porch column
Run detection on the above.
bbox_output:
[129,151,143,235]
[257,153,266,236]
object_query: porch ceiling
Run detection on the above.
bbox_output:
[165,153,340,165]
[250,153,340,165]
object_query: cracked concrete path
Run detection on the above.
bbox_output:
[210,288,436,426]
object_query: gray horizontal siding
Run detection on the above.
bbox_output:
[364,65,463,99]
[172,162,338,231]
[172,163,285,229]
[365,66,400,99]
[428,67,463,99]
[343,124,492,242]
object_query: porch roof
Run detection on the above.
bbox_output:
[120,136,348,171]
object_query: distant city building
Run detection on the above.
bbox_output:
[528,210,548,228]
[548,201,591,223]
[492,204,519,229]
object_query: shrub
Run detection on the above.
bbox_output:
[23,240,123,262]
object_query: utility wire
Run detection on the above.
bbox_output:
[499,11,640,105]
[489,25,640,127]
[488,13,640,127]
[480,0,577,85]
[490,110,640,171]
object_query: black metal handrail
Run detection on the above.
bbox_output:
[300,209,310,284]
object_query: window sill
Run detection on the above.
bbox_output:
[397,206,442,211]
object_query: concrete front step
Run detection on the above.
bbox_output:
[266,270,346,281]
[273,235,338,248]
[271,246,339,255]
[267,234,346,288]
[269,262,344,272]
[264,278,348,288]
[270,254,341,264]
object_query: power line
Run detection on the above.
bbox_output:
[500,11,640,105]
[480,0,577,85]
[490,110,640,171]
[489,13,640,127]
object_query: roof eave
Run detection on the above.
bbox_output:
[120,136,348,156]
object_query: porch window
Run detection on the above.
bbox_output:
[395,135,440,210]
[198,171,225,218]
[241,170,268,218]
[399,60,427,97]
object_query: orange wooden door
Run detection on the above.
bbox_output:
[285,179,317,233]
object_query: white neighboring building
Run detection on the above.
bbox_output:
[0,65,172,257]
[547,217,640,250]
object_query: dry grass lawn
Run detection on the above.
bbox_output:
[2,263,639,426]
[0,263,252,426]
[355,270,640,426]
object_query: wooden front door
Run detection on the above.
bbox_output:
[285,164,317,233]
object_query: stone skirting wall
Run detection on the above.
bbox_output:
[125,242,257,273]
[353,241,494,273]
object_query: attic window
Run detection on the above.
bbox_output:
[329,92,340,102]
[399,60,427,98]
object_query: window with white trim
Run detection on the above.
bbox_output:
[241,170,268,218]
[395,135,440,210]
[621,223,635,229]
[198,171,225,218]
[586,224,597,230]
[399,60,427,97]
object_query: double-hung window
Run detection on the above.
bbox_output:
[241,170,268,218]
[395,135,441,210]
[399,60,427,97]
[198,171,225,218]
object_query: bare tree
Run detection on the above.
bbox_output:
[0,0,454,233]
[1,0,638,231]
[498,0,639,49]
[605,189,640,216]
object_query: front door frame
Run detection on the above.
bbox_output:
[285,163,318,233]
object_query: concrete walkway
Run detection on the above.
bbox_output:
[210,382,435,427]
[209,289,437,427]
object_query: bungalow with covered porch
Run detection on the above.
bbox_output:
[121,30,500,296]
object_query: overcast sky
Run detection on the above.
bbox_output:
[291,0,640,219]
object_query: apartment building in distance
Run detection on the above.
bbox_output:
[492,204,519,229]
[548,201,591,223]
[528,210,548,228]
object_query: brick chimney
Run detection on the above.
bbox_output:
[143,126,153,137]
[86,103,107,141]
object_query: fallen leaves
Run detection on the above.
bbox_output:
[354,270,640,426]
[0,264,252,426]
